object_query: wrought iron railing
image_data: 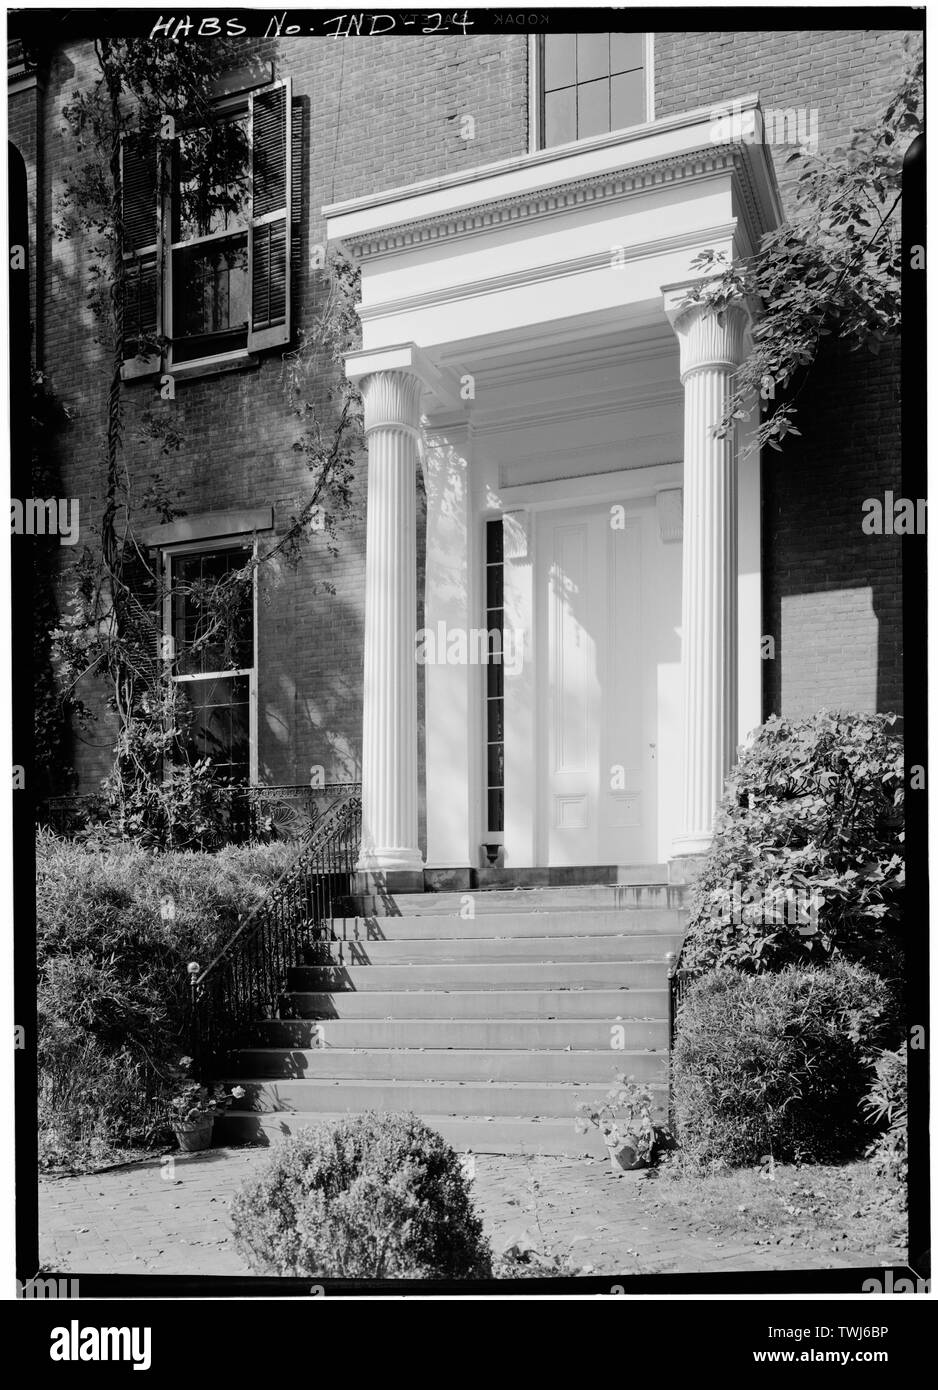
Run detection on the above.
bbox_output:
[666,950,694,1050]
[187,790,361,1074]
[38,782,361,846]
[666,947,698,1129]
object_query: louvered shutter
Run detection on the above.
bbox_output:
[248,79,292,352]
[291,96,303,327]
[120,135,161,376]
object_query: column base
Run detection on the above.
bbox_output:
[671,831,713,859]
[669,853,710,887]
[356,847,425,873]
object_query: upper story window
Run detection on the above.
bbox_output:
[121,78,295,376]
[535,34,652,149]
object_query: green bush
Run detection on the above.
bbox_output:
[36,831,295,1168]
[863,1047,908,1200]
[681,711,904,979]
[672,961,899,1167]
[230,1113,493,1278]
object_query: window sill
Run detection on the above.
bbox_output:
[121,350,261,387]
[168,351,260,383]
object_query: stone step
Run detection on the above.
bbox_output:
[301,932,684,966]
[282,987,667,1019]
[469,864,670,888]
[285,960,670,991]
[241,1016,669,1050]
[223,1047,666,1083]
[351,884,686,916]
[216,1111,617,1158]
[325,908,685,939]
[220,1076,667,1119]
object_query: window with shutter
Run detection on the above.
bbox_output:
[120,77,295,377]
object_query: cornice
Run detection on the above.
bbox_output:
[337,139,777,266]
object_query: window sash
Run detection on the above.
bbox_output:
[165,102,251,360]
[533,33,654,150]
[162,541,258,783]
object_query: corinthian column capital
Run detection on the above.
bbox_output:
[664,292,749,383]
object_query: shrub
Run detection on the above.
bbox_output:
[230,1113,493,1278]
[681,711,904,979]
[863,1047,908,1200]
[36,831,295,1168]
[672,961,899,1167]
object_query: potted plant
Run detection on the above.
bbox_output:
[163,1058,244,1152]
[575,1073,658,1173]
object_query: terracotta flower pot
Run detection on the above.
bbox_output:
[606,1136,647,1172]
[173,1116,215,1152]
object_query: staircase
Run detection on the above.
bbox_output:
[213,851,687,1157]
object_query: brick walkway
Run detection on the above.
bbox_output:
[38,1146,902,1279]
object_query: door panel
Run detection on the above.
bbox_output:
[538,500,656,865]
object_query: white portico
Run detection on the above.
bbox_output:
[325,96,781,877]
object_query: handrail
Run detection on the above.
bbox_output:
[666,944,698,1132]
[187,790,362,1073]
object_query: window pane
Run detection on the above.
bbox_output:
[177,114,250,241]
[577,32,609,83]
[545,85,577,147]
[173,234,249,343]
[486,519,504,565]
[543,34,576,90]
[578,78,610,139]
[611,32,644,74]
[487,789,504,834]
[172,548,253,675]
[487,697,504,743]
[487,741,504,789]
[487,660,504,699]
[177,675,250,782]
[612,69,646,131]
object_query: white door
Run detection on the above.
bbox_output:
[537,499,658,865]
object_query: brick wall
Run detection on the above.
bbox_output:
[761,340,903,719]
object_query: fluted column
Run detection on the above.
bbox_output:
[667,297,748,856]
[357,368,424,871]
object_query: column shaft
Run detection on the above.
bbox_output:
[669,300,746,856]
[358,369,423,872]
